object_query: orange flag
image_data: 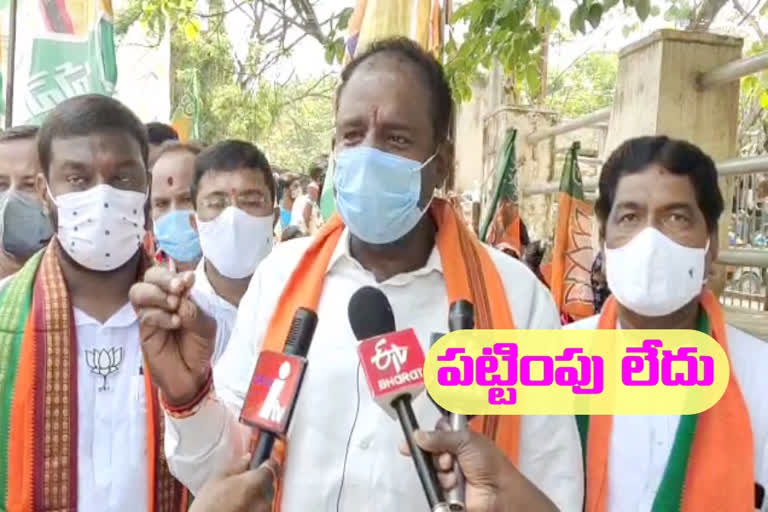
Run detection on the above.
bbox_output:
[550,142,595,321]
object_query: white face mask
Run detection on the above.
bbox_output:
[51,184,146,271]
[196,207,273,279]
[604,227,708,317]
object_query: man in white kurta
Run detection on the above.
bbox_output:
[162,230,585,512]
[570,135,768,511]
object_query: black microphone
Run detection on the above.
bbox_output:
[445,300,475,511]
[241,307,318,470]
[349,286,450,512]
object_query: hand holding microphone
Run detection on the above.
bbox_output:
[400,426,559,512]
[189,454,277,512]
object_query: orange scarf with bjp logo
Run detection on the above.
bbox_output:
[583,292,753,512]
[255,198,520,510]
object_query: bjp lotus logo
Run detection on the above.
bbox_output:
[85,347,123,391]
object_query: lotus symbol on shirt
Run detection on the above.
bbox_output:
[85,347,124,391]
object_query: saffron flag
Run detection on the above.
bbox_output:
[550,142,595,321]
[320,0,447,221]
[480,130,522,255]
[12,0,117,123]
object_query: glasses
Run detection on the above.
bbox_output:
[199,192,267,211]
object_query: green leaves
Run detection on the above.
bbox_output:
[587,3,603,28]
[635,0,651,21]
[569,4,587,34]
[760,90,768,110]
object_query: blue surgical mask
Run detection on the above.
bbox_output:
[153,209,202,263]
[334,146,436,245]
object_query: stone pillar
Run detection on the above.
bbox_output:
[604,29,743,296]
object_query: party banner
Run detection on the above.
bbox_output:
[12,0,117,124]
[480,130,521,254]
[550,142,595,321]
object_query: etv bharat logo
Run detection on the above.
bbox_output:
[371,338,422,391]
[371,338,408,373]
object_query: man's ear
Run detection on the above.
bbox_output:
[35,173,50,215]
[433,140,454,190]
[705,230,719,280]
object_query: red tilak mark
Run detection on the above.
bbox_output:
[167,176,174,186]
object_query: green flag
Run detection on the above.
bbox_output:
[15,0,118,124]
[480,129,518,242]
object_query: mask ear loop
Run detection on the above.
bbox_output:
[703,237,712,285]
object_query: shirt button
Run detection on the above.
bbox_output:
[359,439,371,450]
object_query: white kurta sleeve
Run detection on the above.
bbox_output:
[164,266,269,493]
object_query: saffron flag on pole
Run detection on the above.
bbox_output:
[320,0,447,221]
[549,141,595,321]
[480,130,523,255]
[12,0,117,124]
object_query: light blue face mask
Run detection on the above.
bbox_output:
[153,209,202,263]
[334,146,436,245]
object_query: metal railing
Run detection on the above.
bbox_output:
[522,155,768,197]
[525,107,612,144]
[524,51,768,144]
[697,52,768,89]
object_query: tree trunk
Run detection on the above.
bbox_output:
[686,0,729,30]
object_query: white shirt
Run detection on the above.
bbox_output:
[289,195,322,235]
[76,303,148,512]
[567,315,768,511]
[190,259,237,363]
[0,276,148,511]
[165,229,584,512]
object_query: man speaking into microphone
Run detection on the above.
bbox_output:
[130,37,583,511]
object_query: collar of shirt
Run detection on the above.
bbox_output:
[194,259,238,314]
[326,228,443,286]
[73,302,137,328]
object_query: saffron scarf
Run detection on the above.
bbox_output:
[582,291,753,512]
[0,241,187,511]
[258,198,520,510]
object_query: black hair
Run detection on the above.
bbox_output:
[38,94,149,175]
[146,122,179,145]
[281,225,306,242]
[150,140,203,169]
[337,37,453,144]
[308,154,328,181]
[193,139,275,203]
[596,136,724,235]
[0,125,38,142]
[277,173,300,200]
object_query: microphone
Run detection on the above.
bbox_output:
[445,300,475,512]
[349,286,450,512]
[239,307,318,469]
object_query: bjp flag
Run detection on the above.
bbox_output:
[550,142,595,321]
[481,130,523,257]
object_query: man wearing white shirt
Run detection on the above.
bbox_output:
[566,136,768,511]
[130,38,583,512]
[189,140,277,362]
[0,95,191,511]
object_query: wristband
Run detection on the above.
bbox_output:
[161,369,214,419]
